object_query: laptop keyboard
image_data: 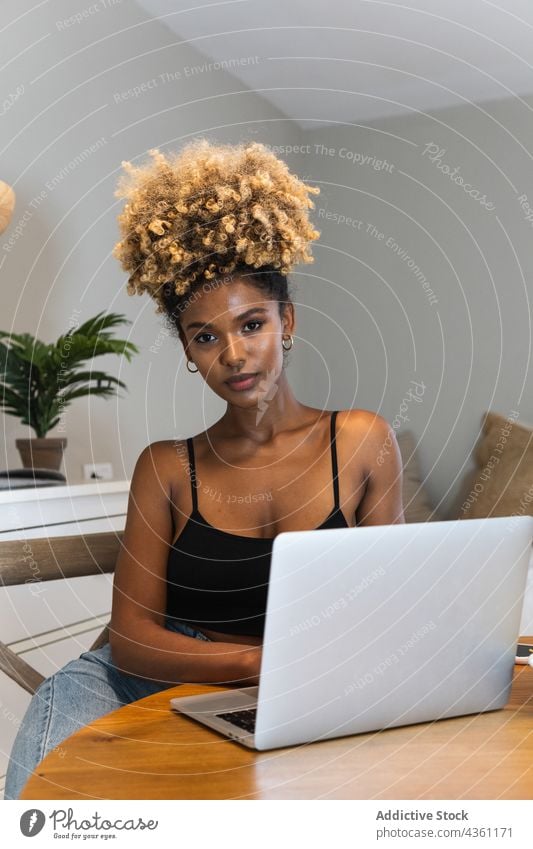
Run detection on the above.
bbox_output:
[215,708,257,734]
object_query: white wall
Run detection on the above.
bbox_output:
[2,3,533,519]
[0,0,302,483]
[293,96,533,517]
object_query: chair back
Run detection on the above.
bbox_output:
[0,531,122,694]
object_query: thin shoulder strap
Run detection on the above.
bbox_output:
[329,410,340,509]
[186,437,199,512]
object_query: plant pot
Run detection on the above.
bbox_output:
[16,438,67,471]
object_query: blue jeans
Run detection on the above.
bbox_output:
[4,618,212,800]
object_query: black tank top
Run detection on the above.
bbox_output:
[166,410,351,637]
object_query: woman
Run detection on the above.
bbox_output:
[5,139,404,799]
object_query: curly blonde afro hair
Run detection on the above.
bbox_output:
[112,138,320,314]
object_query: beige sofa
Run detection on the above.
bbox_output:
[398,411,533,525]
[397,414,533,635]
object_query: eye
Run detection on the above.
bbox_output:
[193,320,264,345]
[243,320,264,332]
[193,332,216,344]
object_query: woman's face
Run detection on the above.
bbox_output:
[178,277,294,403]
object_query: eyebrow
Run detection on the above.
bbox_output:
[185,307,269,332]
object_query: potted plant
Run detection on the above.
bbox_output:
[0,311,139,471]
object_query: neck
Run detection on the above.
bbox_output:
[217,372,310,444]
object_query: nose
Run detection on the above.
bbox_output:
[220,333,246,367]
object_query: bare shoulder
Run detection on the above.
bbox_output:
[135,439,180,467]
[337,408,393,442]
[336,408,398,473]
[131,439,183,488]
[337,410,404,524]
[147,437,188,456]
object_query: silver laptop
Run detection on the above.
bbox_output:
[170,515,533,750]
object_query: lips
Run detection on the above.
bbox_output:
[225,373,259,391]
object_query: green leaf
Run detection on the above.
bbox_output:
[58,370,126,389]
[60,385,125,403]
[69,311,131,339]
[0,312,138,436]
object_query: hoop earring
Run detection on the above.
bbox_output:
[186,360,199,373]
[282,335,294,351]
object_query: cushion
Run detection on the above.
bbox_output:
[396,430,435,523]
[457,411,533,520]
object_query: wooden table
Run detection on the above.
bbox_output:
[21,658,533,800]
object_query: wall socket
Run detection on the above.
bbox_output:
[83,462,114,481]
